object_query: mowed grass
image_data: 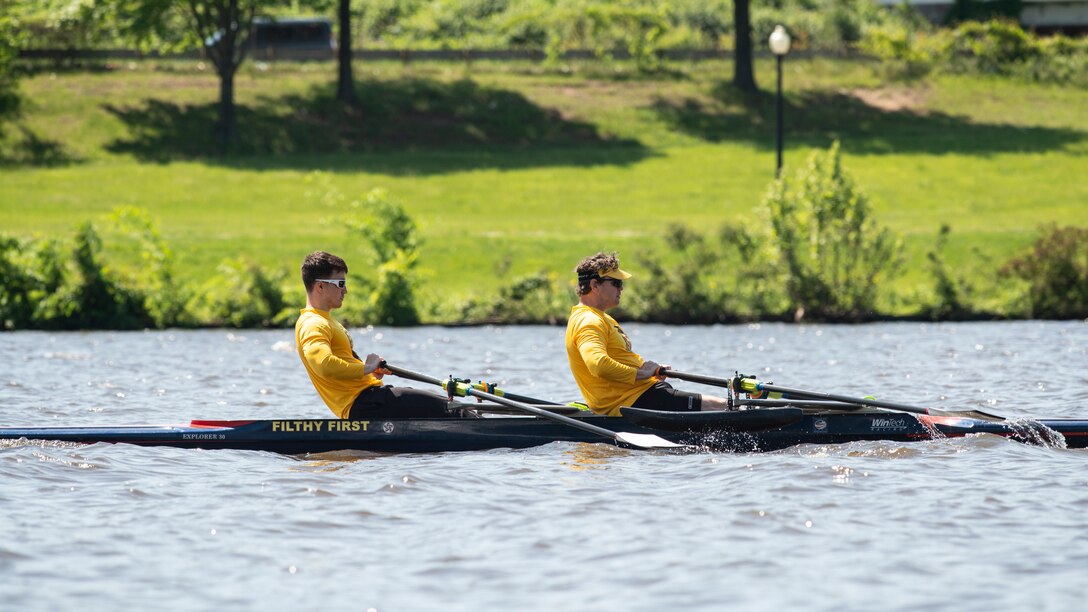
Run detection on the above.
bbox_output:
[1,58,1085,313]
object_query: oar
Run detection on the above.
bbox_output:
[383,362,592,413]
[459,403,586,416]
[383,363,686,450]
[379,362,564,406]
[734,398,870,410]
[454,385,592,412]
[663,370,1005,422]
[460,382,563,406]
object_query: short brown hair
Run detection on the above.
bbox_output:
[301,251,347,292]
[575,252,620,295]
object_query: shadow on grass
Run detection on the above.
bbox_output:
[0,126,81,167]
[651,83,1086,155]
[103,77,650,173]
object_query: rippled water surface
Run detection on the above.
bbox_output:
[2,322,1087,611]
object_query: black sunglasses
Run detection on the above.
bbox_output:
[598,277,623,289]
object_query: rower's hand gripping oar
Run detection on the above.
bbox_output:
[663,370,1005,422]
[382,363,686,450]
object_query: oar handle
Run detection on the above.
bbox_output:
[382,362,443,386]
[662,370,737,388]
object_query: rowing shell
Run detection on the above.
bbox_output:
[1,407,1086,454]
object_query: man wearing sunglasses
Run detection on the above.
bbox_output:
[295,251,453,419]
[565,252,730,416]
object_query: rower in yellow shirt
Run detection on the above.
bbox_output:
[295,251,454,419]
[565,252,730,416]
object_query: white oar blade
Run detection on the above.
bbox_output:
[615,432,687,449]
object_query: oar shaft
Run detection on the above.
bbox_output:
[383,362,683,449]
[734,398,867,409]
[382,363,559,405]
[464,387,624,440]
[388,363,617,438]
[383,363,443,386]
[751,382,929,416]
[667,370,931,416]
[385,363,595,425]
[666,370,1005,422]
[488,389,560,406]
[666,370,731,387]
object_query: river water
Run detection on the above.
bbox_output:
[2,321,1087,611]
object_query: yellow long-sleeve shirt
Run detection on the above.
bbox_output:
[295,308,381,418]
[565,304,655,416]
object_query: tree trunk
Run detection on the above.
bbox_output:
[215,65,236,151]
[337,0,358,105]
[732,0,758,93]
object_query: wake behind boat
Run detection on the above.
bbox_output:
[2,404,1085,454]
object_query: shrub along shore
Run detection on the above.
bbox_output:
[1,52,1086,329]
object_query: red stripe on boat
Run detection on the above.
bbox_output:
[189,420,255,428]
[918,415,978,428]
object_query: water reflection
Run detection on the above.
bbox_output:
[293,450,392,470]
[562,443,629,470]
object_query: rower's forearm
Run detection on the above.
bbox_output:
[585,355,638,383]
[306,347,366,379]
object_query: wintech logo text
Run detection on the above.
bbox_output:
[871,417,910,431]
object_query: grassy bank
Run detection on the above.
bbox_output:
[1,58,1086,320]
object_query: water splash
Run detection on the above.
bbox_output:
[919,416,948,441]
[1004,418,1068,449]
[687,430,763,452]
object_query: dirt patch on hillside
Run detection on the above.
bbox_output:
[851,87,928,113]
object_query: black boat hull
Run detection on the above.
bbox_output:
[2,410,1087,454]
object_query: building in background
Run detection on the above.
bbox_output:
[249,17,335,60]
[875,0,1088,33]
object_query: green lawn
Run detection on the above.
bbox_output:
[2,58,1085,315]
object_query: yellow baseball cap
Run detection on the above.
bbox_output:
[599,267,632,280]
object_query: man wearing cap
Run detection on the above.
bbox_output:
[565,252,730,416]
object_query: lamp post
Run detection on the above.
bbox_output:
[769,25,792,178]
